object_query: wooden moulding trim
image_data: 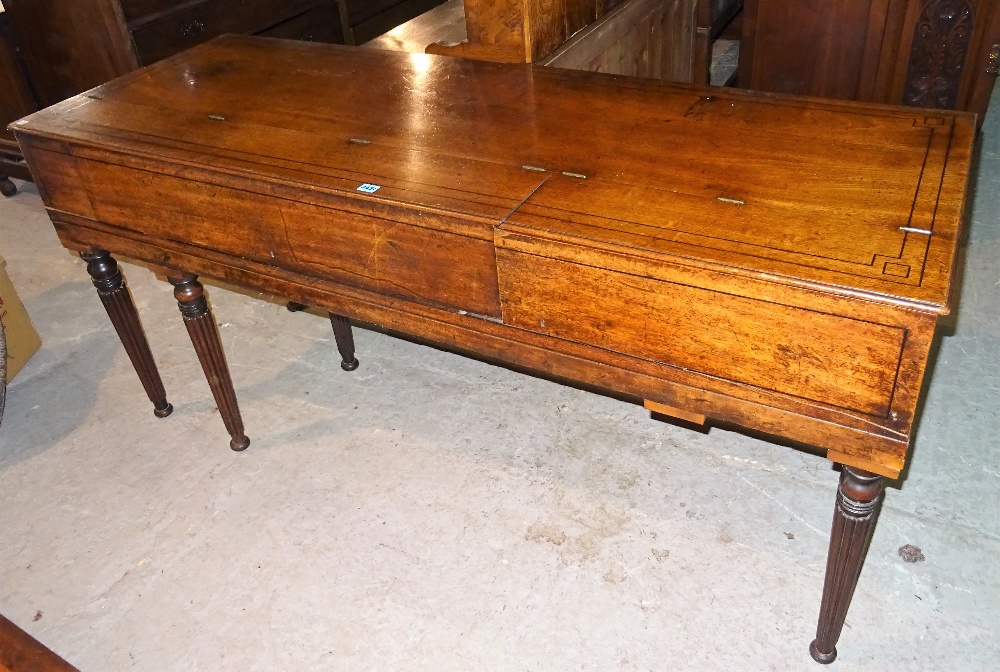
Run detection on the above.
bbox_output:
[644,399,706,425]
[26,131,949,338]
[424,41,527,63]
[496,223,952,316]
[50,216,910,477]
[20,136,509,241]
[826,450,902,480]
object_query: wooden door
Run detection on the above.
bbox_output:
[740,0,1000,119]
[3,0,137,107]
[884,0,1000,117]
[739,0,895,100]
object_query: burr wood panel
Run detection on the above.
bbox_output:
[496,249,906,416]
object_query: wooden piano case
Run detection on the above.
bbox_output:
[13,37,972,478]
[10,37,974,660]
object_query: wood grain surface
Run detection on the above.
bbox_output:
[0,614,77,672]
[11,35,975,478]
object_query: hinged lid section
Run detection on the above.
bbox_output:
[12,35,974,311]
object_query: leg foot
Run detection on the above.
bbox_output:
[286,301,308,312]
[230,435,250,452]
[809,641,837,665]
[168,272,249,451]
[81,250,172,418]
[811,466,885,664]
[0,177,15,198]
[329,313,359,371]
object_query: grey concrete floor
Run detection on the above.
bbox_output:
[1,105,999,671]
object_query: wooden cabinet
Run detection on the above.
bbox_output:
[541,0,698,81]
[2,0,447,108]
[740,0,1000,121]
[2,0,346,108]
[429,0,742,84]
[339,0,446,45]
[0,0,443,188]
[127,0,329,65]
[427,0,606,63]
[0,11,35,195]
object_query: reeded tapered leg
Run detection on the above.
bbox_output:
[168,272,249,451]
[810,466,885,664]
[81,250,172,418]
[328,313,359,371]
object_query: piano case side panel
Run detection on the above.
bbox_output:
[18,135,502,317]
[495,225,939,475]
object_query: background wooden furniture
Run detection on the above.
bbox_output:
[0,0,444,192]
[2,0,347,108]
[365,0,469,52]
[429,0,741,84]
[540,0,698,81]
[0,11,34,196]
[426,0,607,63]
[740,0,1000,121]
[13,36,973,662]
[695,0,742,83]
[339,0,446,45]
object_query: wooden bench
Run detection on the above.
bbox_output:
[11,35,974,662]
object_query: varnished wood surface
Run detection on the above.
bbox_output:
[811,467,885,663]
[0,614,78,672]
[12,36,974,479]
[17,36,972,311]
[81,250,173,417]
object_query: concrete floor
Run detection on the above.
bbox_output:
[1,105,999,672]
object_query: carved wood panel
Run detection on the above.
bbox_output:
[902,0,976,107]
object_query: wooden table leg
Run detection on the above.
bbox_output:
[281,303,359,370]
[167,272,250,452]
[810,466,885,664]
[328,313,359,371]
[0,175,16,198]
[80,250,173,418]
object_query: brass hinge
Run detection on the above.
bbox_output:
[988,42,1000,75]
